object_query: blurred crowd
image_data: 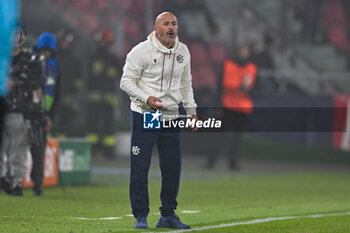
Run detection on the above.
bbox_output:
[45,0,350,94]
[292,0,350,67]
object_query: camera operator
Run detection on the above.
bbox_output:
[30,32,60,196]
[0,26,45,196]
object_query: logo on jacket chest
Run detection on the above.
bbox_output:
[176,55,184,63]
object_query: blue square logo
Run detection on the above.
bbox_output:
[143,110,162,129]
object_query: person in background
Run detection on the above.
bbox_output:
[30,32,60,196]
[54,30,83,137]
[251,34,277,94]
[120,12,197,229]
[0,0,20,194]
[0,25,45,196]
[205,44,257,170]
[87,30,121,158]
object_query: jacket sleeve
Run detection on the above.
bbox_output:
[119,46,149,104]
[180,47,197,115]
[43,58,60,119]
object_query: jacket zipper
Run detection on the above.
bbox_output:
[160,54,165,92]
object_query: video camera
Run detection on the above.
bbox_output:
[9,50,45,114]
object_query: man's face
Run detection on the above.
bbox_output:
[238,46,250,60]
[39,48,53,60]
[154,13,178,48]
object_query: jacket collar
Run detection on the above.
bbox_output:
[147,31,179,54]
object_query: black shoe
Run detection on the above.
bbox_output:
[11,185,23,196]
[156,215,190,229]
[0,177,13,195]
[33,186,43,196]
[134,217,148,229]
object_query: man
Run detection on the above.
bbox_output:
[205,44,257,170]
[87,30,121,158]
[30,32,60,196]
[120,12,197,229]
[55,30,83,137]
[0,25,44,196]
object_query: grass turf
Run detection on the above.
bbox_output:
[0,173,350,233]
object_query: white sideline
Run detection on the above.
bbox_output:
[69,217,122,220]
[181,210,201,214]
[143,211,350,233]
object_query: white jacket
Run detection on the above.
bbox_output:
[120,31,197,118]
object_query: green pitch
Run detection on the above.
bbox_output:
[1,173,350,233]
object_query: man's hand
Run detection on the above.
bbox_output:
[147,96,163,110]
[44,115,52,133]
[190,114,198,132]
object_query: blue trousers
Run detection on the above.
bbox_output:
[130,111,182,218]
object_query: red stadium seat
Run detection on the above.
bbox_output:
[95,0,108,12]
[124,17,143,42]
[192,63,217,91]
[323,0,347,26]
[328,24,350,49]
[209,43,226,65]
[189,42,208,67]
